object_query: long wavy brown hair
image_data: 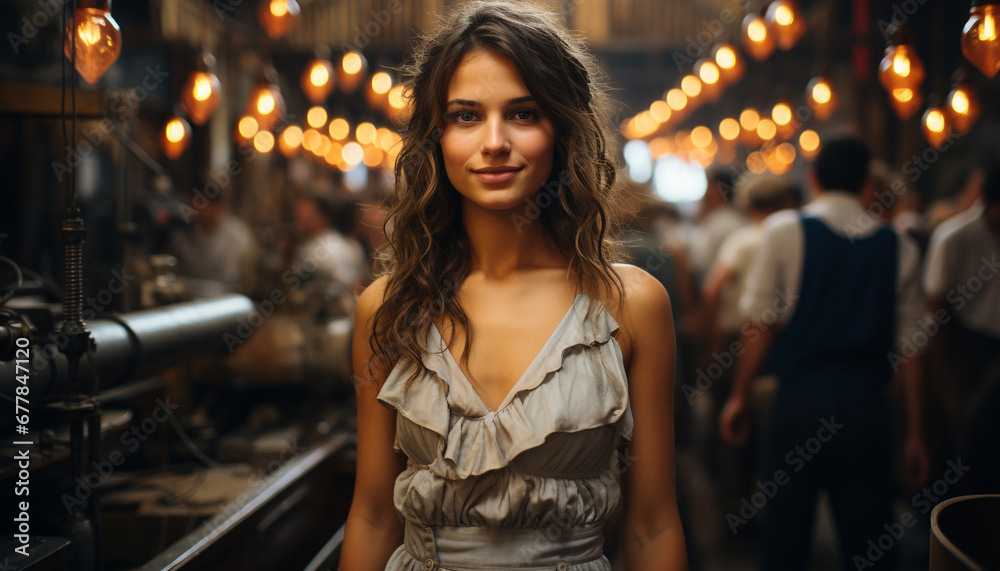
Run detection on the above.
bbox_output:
[370,0,624,382]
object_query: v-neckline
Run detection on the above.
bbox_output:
[431,293,585,415]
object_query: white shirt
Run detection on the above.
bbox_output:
[714,223,765,333]
[923,205,1000,339]
[688,205,747,280]
[294,229,365,292]
[739,191,923,348]
[169,213,255,292]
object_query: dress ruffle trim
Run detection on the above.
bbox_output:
[377,294,634,479]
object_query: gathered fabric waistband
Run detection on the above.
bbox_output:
[403,520,606,570]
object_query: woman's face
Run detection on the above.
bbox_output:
[439,48,556,213]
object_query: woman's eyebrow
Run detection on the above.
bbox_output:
[445,96,537,107]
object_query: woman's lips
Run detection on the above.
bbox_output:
[472,167,522,184]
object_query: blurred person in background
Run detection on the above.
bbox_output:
[291,181,366,315]
[923,160,1000,495]
[699,173,799,524]
[687,166,746,284]
[168,181,257,298]
[719,137,930,571]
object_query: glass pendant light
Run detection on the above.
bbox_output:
[301,52,335,104]
[962,1,1000,77]
[945,71,981,135]
[337,50,368,93]
[766,0,806,50]
[63,0,122,84]
[160,115,191,160]
[742,12,776,61]
[258,0,300,39]
[712,44,746,86]
[806,75,838,122]
[246,66,285,132]
[181,53,222,126]
[921,103,952,149]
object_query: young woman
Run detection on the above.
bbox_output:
[339,2,686,569]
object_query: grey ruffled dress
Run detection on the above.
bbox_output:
[376,293,634,571]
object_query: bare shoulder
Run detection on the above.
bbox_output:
[609,263,673,362]
[356,275,390,323]
[611,263,672,318]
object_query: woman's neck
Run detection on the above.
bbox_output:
[461,199,563,280]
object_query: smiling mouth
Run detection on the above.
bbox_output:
[472,166,522,183]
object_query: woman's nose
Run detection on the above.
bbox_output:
[481,115,510,155]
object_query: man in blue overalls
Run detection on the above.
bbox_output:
[719,137,930,570]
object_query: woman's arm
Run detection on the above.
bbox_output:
[616,266,688,570]
[339,277,407,571]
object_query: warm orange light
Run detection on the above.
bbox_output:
[301,58,335,104]
[666,88,688,111]
[63,2,122,85]
[742,13,776,61]
[302,128,322,151]
[921,107,951,149]
[766,0,805,50]
[772,103,793,126]
[650,100,672,123]
[756,118,777,141]
[258,0,300,38]
[945,82,981,135]
[747,151,767,174]
[363,145,385,168]
[712,44,746,86]
[181,71,222,126]
[237,116,259,141]
[889,87,924,120]
[698,60,720,85]
[247,83,284,131]
[386,83,412,123]
[879,44,925,93]
[775,142,796,164]
[160,116,191,160]
[799,130,821,159]
[367,72,393,110]
[681,75,702,98]
[739,108,760,131]
[279,125,303,157]
[307,106,328,129]
[962,4,1000,77]
[719,118,741,141]
[806,76,838,122]
[325,142,345,167]
[356,122,377,145]
[633,111,658,137]
[691,126,713,148]
[253,130,275,153]
[329,118,350,141]
[338,51,368,92]
[342,141,364,167]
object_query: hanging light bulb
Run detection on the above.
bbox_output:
[338,50,368,93]
[878,28,925,93]
[234,115,259,145]
[278,125,303,157]
[945,72,981,135]
[879,27,925,119]
[386,84,412,124]
[805,75,838,122]
[799,130,821,160]
[695,59,723,101]
[180,53,222,126]
[301,56,335,104]
[888,86,924,120]
[765,0,806,50]
[921,104,952,149]
[962,2,1000,77]
[258,0,300,39]
[742,12,776,61]
[367,71,394,111]
[712,44,746,86]
[246,67,285,131]
[771,101,797,141]
[160,115,191,160]
[63,0,122,85]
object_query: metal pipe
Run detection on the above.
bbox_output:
[0,294,257,398]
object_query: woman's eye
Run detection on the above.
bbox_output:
[513,109,539,121]
[451,111,476,122]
